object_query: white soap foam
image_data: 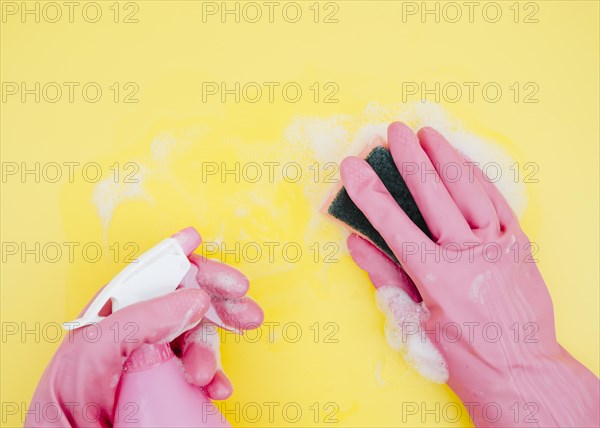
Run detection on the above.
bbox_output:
[469,270,492,304]
[212,271,242,294]
[505,234,516,254]
[235,206,249,217]
[92,131,202,239]
[284,101,526,220]
[284,114,355,165]
[407,103,527,217]
[375,285,449,384]
[221,298,245,315]
[92,169,149,237]
[150,134,177,162]
[425,272,437,283]
[109,374,120,389]
[374,360,386,387]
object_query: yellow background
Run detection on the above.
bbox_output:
[1,1,598,427]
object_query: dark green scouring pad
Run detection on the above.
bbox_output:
[328,146,431,263]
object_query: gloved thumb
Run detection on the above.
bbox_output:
[97,288,211,357]
[347,234,422,303]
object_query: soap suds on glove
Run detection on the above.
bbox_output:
[221,299,245,315]
[469,270,492,304]
[375,285,449,384]
[211,271,242,294]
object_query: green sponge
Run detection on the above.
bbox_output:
[327,146,431,263]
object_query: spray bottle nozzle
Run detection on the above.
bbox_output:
[64,237,238,334]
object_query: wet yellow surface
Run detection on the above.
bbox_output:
[1,2,598,426]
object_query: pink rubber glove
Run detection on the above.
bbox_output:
[342,122,599,427]
[173,228,264,400]
[26,228,263,427]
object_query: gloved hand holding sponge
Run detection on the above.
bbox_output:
[26,122,599,428]
[337,122,600,427]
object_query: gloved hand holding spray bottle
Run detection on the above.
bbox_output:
[26,227,264,427]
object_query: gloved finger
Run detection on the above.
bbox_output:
[172,226,203,256]
[340,156,432,273]
[417,126,500,234]
[179,262,200,289]
[213,296,264,330]
[472,162,519,228]
[179,321,219,387]
[189,254,250,298]
[179,321,233,397]
[99,288,211,357]
[182,345,217,386]
[387,122,476,244]
[172,227,206,290]
[347,234,422,303]
[206,370,233,400]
